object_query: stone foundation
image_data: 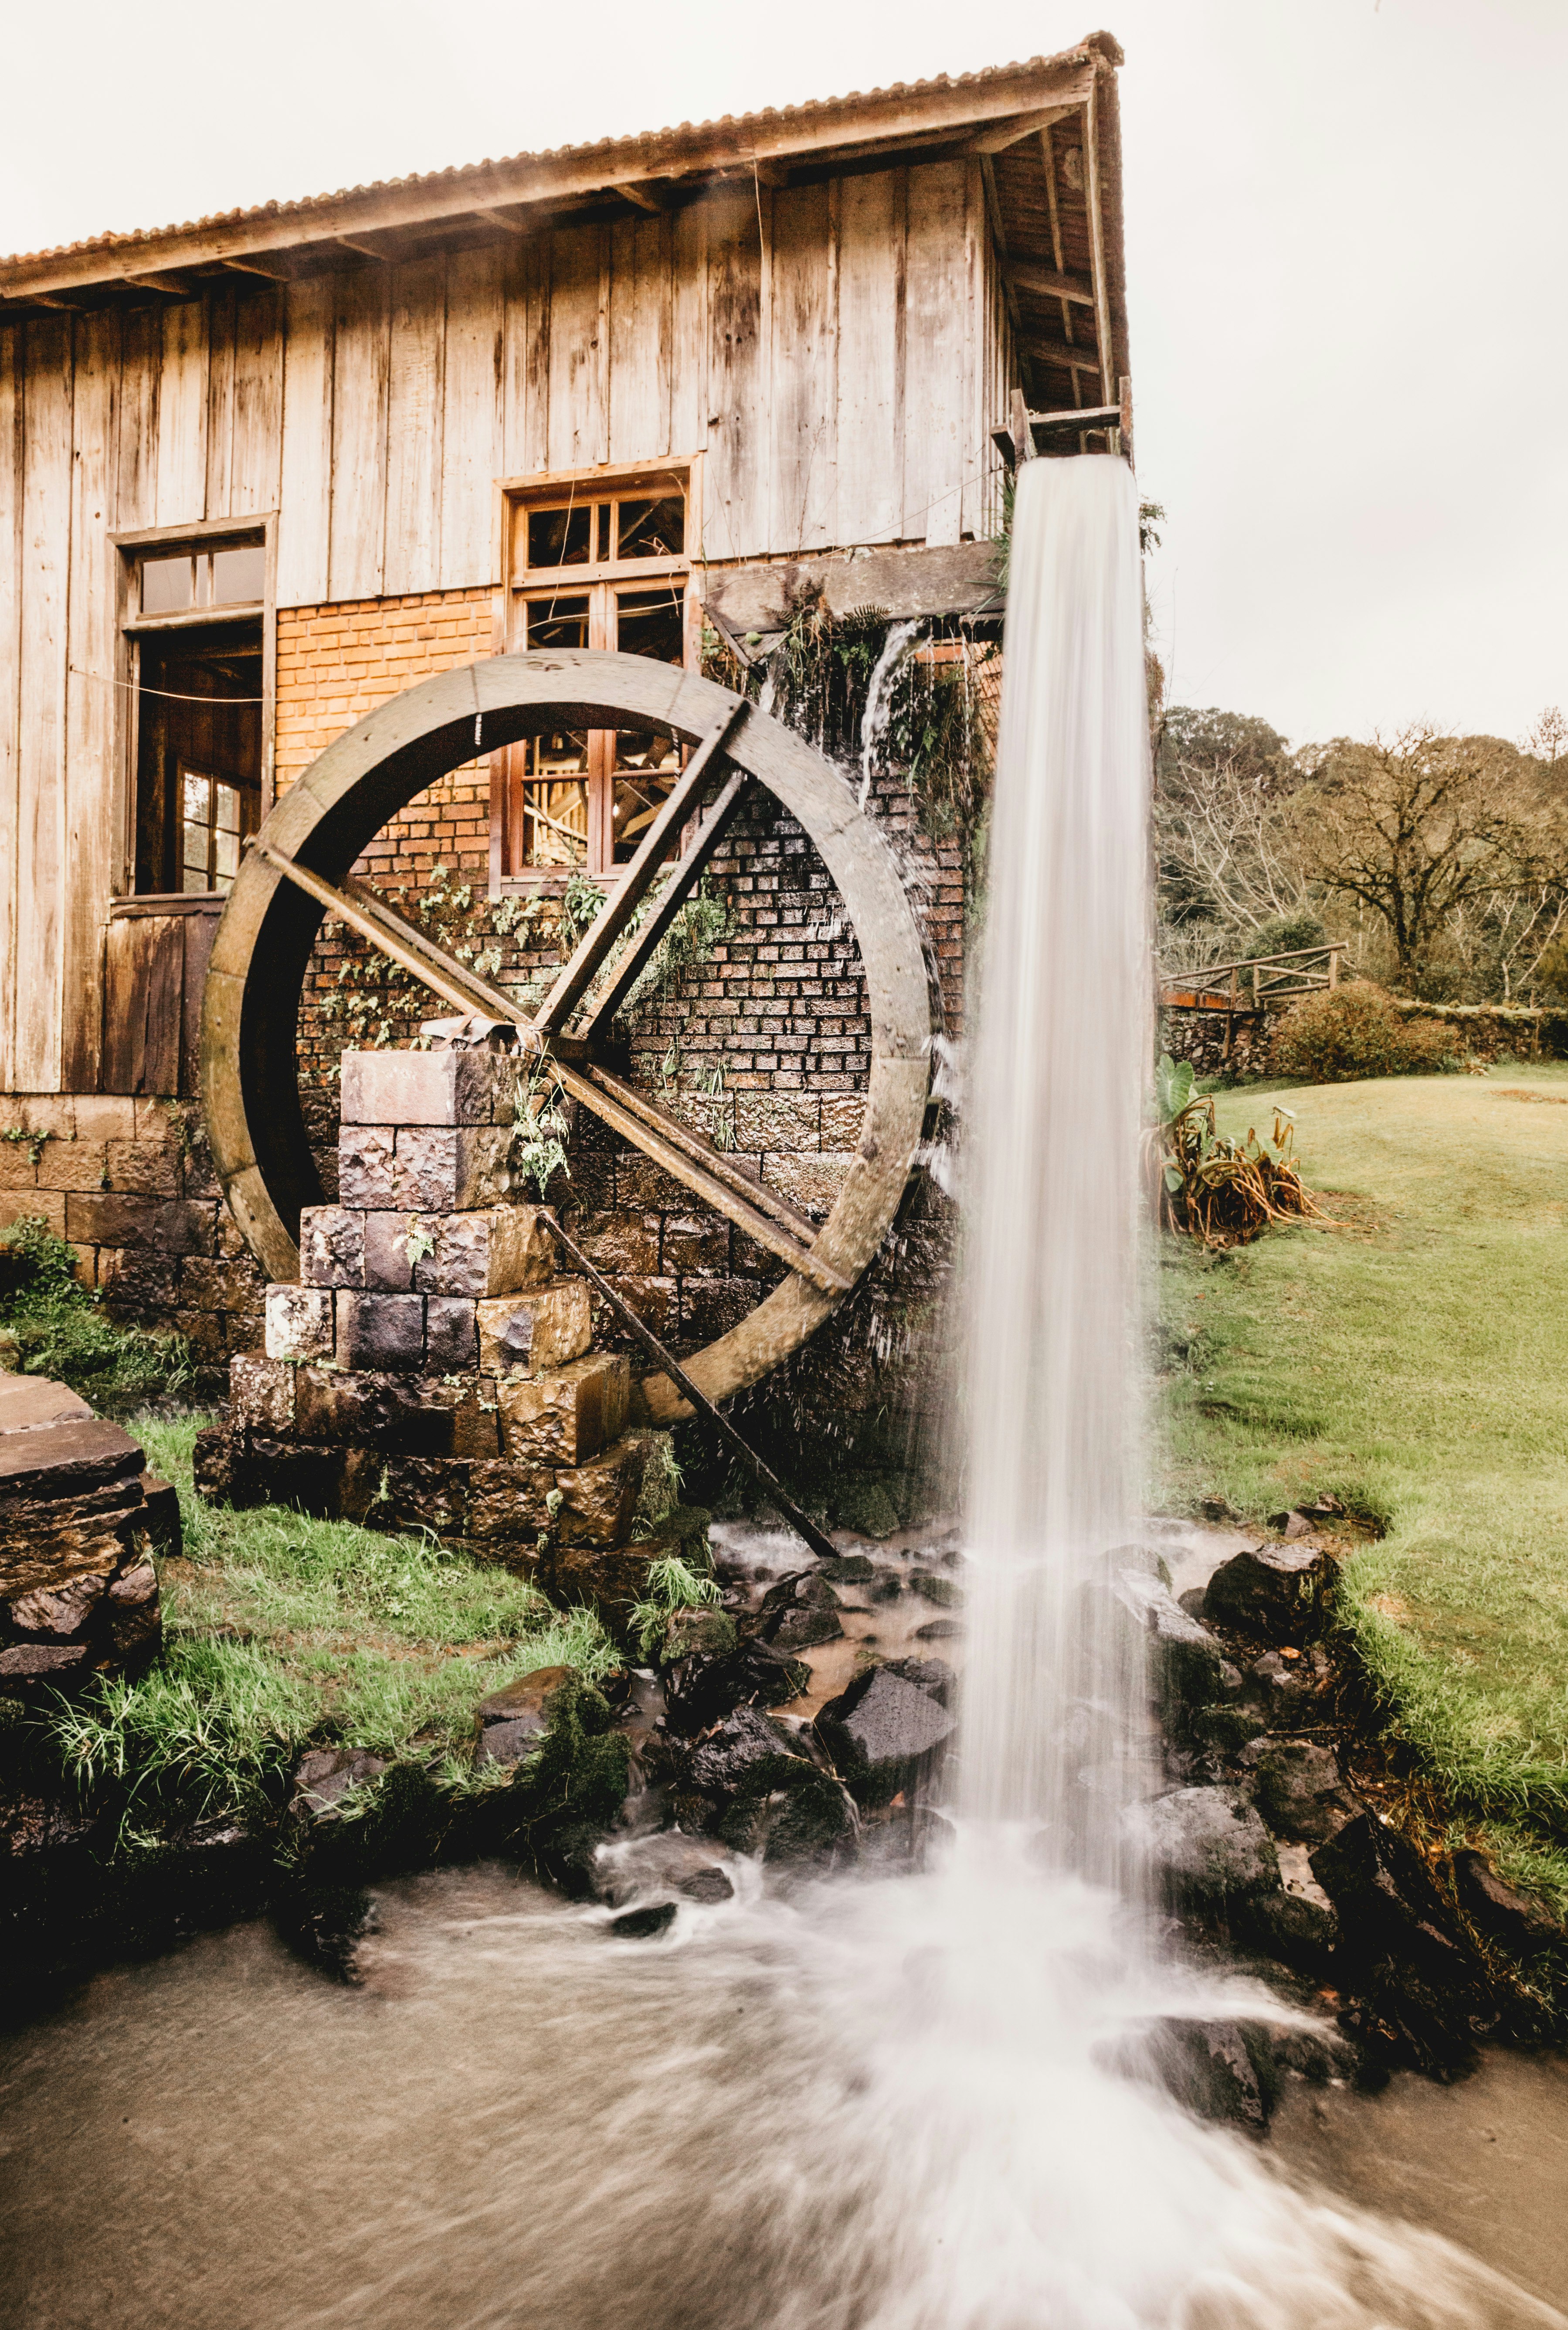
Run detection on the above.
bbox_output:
[0,1375,173,1696]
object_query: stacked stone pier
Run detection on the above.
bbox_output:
[196,1047,686,1604]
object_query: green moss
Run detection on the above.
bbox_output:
[0,1214,193,1407]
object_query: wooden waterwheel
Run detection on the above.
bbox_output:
[201,650,933,1424]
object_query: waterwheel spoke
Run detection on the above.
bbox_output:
[531,697,750,1035]
[250,834,848,1295]
[575,766,751,1041]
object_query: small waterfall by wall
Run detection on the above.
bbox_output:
[957,455,1151,1881]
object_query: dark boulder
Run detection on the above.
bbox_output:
[910,1571,962,1610]
[1204,1541,1337,1646]
[609,1902,678,1939]
[753,1569,844,1653]
[474,1664,576,1768]
[685,1704,809,1796]
[815,1660,957,1806]
[1243,1737,1355,1845]
[1235,1886,1341,1980]
[818,1554,874,1586]
[1310,1813,1486,2075]
[1113,1570,1242,1736]
[289,1746,388,1823]
[1129,1786,1281,1915]
[662,1636,810,1735]
[717,1762,859,1863]
[662,1606,737,1664]
[1451,1849,1565,1959]
[1106,2016,1282,2131]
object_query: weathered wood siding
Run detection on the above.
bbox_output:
[0,160,1014,1093]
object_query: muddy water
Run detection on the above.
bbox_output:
[3,1857,1565,2330]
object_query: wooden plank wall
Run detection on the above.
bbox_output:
[0,157,1015,1093]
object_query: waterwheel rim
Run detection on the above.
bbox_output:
[201,649,933,1417]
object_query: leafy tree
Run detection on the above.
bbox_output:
[1289,725,1568,989]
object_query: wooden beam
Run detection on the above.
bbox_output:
[580,1064,824,1248]
[335,235,394,262]
[121,270,201,297]
[701,540,1001,633]
[1028,335,1102,374]
[578,767,752,1038]
[1039,119,1083,413]
[533,701,750,1034]
[967,104,1078,154]
[1005,258,1096,307]
[543,1208,842,1557]
[219,253,299,281]
[468,204,529,235]
[1083,73,1117,404]
[979,157,1034,406]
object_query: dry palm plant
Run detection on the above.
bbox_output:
[1149,1056,1326,1246]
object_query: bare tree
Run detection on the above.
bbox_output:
[1290,725,1568,983]
[1155,708,1313,932]
[1526,705,1568,769]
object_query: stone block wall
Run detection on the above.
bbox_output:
[0,1094,265,1369]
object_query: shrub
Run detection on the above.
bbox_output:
[1149,1055,1324,1247]
[1270,983,1460,1083]
[0,1213,193,1403]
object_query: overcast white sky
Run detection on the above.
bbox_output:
[3,0,1563,747]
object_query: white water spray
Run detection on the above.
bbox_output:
[859,618,918,809]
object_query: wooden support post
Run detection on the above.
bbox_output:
[1328,947,1341,990]
[1224,965,1239,1065]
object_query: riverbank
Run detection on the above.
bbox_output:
[1158,1065,1568,1912]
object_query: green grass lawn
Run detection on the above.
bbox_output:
[1158,1062,1568,1880]
[52,1416,619,1841]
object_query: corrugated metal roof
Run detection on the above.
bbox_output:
[1,41,1116,272]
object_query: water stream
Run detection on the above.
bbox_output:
[3,458,1565,2329]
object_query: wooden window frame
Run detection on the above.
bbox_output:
[109,512,278,910]
[488,459,703,897]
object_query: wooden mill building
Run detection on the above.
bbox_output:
[0,32,1131,1402]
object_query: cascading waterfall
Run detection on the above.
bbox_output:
[957,453,1151,1879]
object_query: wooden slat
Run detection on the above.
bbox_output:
[703,186,764,562]
[61,309,120,1093]
[439,241,505,588]
[101,911,184,1096]
[15,317,73,1091]
[204,275,237,518]
[608,212,672,464]
[180,908,221,1097]
[0,324,19,1088]
[326,265,390,602]
[546,223,608,470]
[115,305,161,530]
[1007,257,1096,308]
[668,199,707,475]
[1083,76,1116,405]
[534,700,748,1032]
[276,275,335,608]
[903,159,968,546]
[580,1055,820,1245]
[504,232,551,479]
[768,180,836,557]
[836,169,904,547]
[578,766,750,1037]
[228,280,284,515]
[384,253,446,597]
[154,297,209,526]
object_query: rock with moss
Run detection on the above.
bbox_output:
[834,1477,902,1540]
[493,1671,631,1879]
[662,1605,737,1665]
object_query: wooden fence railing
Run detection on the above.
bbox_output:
[1159,943,1344,1062]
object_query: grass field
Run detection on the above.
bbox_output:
[1158,1062,1568,1887]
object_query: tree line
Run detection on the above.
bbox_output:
[1154,701,1568,1004]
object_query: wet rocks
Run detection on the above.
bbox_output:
[685,1704,809,1796]
[1242,1737,1354,1845]
[1114,1569,1241,1740]
[815,1657,957,1807]
[289,1747,389,1824]
[1248,1645,1334,1726]
[661,1605,738,1663]
[1451,1849,1565,1959]
[1310,1812,1488,2074]
[1130,1785,1281,1915]
[753,1569,844,1653]
[592,1831,738,1909]
[1104,2012,1365,2132]
[1203,1540,1337,1646]
[662,1634,810,1734]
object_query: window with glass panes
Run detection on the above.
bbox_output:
[181,770,245,892]
[497,470,693,881]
